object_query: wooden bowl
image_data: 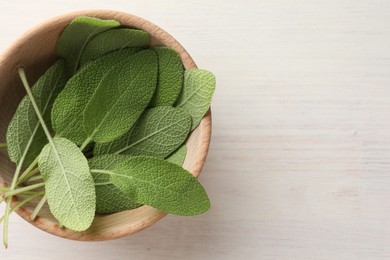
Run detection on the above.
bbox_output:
[0,10,212,241]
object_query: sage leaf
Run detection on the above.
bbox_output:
[52,48,140,145]
[80,28,149,67]
[94,106,191,157]
[38,137,95,231]
[83,49,158,143]
[167,145,187,166]
[57,16,120,74]
[176,69,216,130]
[108,156,210,216]
[149,47,184,107]
[6,60,68,166]
[88,155,140,214]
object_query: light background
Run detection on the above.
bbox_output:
[1,0,390,259]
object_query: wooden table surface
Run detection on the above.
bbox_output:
[1,1,390,259]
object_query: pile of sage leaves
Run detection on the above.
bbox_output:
[0,16,215,248]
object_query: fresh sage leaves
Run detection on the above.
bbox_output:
[52,48,141,145]
[94,106,192,158]
[95,157,210,216]
[150,46,184,107]
[57,16,120,74]
[80,28,149,67]
[176,69,216,130]
[1,15,215,247]
[38,137,96,231]
[6,60,68,166]
[83,49,158,144]
[89,155,140,214]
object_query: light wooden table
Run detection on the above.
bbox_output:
[1,1,390,259]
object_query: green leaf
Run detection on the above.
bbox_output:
[94,106,191,158]
[88,155,140,214]
[83,49,158,143]
[176,69,216,130]
[57,16,120,74]
[52,48,140,145]
[109,156,210,216]
[6,60,68,166]
[79,28,150,67]
[167,145,187,166]
[149,47,184,107]
[38,137,95,231]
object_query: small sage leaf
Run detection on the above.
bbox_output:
[52,48,140,145]
[149,47,184,107]
[80,28,149,67]
[109,156,210,216]
[83,49,158,143]
[57,16,120,74]
[88,154,140,214]
[166,145,187,166]
[94,106,191,157]
[38,137,95,231]
[176,69,216,130]
[6,60,68,166]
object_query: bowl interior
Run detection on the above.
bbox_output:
[0,10,211,241]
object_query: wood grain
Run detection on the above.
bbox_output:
[0,10,211,241]
[2,0,390,259]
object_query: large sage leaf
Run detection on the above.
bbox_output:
[108,156,210,216]
[88,155,140,214]
[83,49,158,143]
[79,28,149,67]
[149,47,184,107]
[52,48,140,145]
[6,60,68,166]
[38,137,95,231]
[176,69,216,130]
[167,145,187,166]
[94,106,191,157]
[57,16,120,74]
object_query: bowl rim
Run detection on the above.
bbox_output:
[0,9,212,241]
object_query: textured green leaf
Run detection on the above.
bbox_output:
[167,145,187,166]
[52,48,140,145]
[38,137,95,231]
[83,49,158,143]
[94,106,191,158]
[149,47,184,107]
[176,69,216,130]
[6,60,68,166]
[88,154,140,214]
[109,156,210,216]
[79,28,149,67]
[57,16,120,74]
